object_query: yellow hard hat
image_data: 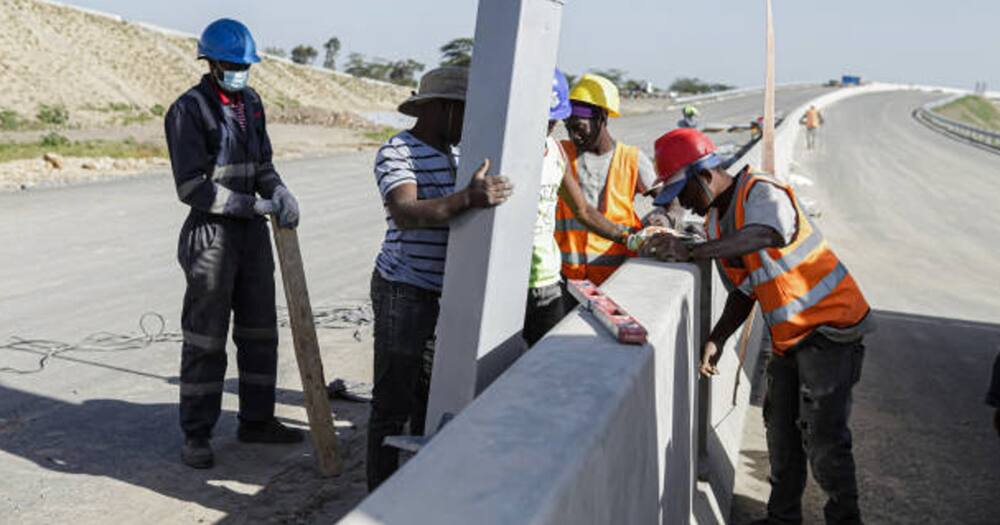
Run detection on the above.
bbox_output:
[569,73,621,118]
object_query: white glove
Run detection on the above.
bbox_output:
[254,198,277,216]
[272,186,300,228]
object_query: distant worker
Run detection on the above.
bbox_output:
[367,66,513,490]
[645,128,873,525]
[555,73,664,287]
[800,104,825,150]
[524,69,661,346]
[750,116,764,142]
[678,104,700,129]
[988,353,1000,438]
[164,18,304,470]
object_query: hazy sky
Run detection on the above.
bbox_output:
[62,0,999,90]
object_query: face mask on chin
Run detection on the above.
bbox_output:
[217,69,250,92]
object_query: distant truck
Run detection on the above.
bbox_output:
[841,75,862,86]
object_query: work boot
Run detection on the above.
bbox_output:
[237,418,305,444]
[181,437,214,469]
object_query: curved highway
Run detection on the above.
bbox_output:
[734,90,1000,525]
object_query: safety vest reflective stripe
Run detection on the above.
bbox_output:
[183,329,226,352]
[555,217,587,232]
[212,162,258,182]
[560,252,630,267]
[554,140,642,285]
[748,230,825,287]
[721,171,869,354]
[763,261,848,325]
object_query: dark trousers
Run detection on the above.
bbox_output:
[764,333,865,524]
[177,213,278,439]
[366,271,440,491]
[522,283,565,347]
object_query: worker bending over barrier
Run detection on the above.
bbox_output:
[646,128,873,525]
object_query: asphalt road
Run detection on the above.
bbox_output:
[732,91,1000,524]
[0,86,830,523]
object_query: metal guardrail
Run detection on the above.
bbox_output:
[913,95,1000,153]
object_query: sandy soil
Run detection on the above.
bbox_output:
[0,0,408,129]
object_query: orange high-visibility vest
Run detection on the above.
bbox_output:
[708,169,870,354]
[804,108,821,129]
[554,141,643,285]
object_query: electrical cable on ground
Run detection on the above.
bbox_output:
[1,304,373,376]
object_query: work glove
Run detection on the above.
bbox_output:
[272,186,300,229]
[254,198,277,216]
[625,226,670,252]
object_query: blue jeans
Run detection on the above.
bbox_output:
[366,271,440,491]
[764,333,865,524]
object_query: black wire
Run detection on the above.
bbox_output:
[0,305,373,375]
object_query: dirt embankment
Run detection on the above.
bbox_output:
[0,0,410,190]
[0,0,408,129]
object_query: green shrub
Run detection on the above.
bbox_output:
[150,104,166,117]
[0,109,24,130]
[37,104,70,126]
[41,132,70,147]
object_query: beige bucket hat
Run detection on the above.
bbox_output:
[398,66,469,117]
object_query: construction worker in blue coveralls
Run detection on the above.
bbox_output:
[165,18,304,469]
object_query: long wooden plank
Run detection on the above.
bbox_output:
[271,224,341,476]
[734,0,776,404]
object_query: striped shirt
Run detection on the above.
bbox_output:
[374,131,460,292]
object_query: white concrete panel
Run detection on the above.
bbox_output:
[426,0,566,433]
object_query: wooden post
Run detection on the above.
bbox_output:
[271,223,341,476]
[734,0,776,404]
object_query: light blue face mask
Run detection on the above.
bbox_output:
[219,69,250,92]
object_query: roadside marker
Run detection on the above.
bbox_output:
[567,280,648,345]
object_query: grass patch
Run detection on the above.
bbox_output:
[0,136,165,163]
[935,95,1000,132]
[362,126,399,143]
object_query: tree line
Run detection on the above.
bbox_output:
[264,36,733,95]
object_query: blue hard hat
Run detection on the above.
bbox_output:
[198,19,261,65]
[550,68,571,120]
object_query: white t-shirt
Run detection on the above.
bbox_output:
[576,143,657,208]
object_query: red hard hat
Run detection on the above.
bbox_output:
[653,128,717,182]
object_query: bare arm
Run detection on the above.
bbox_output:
[558,173,629,243]
[386,159,512,230]
[700,288,756,377]
[710,289,756,348]
[689,224,784,260]
[643,224,783,262]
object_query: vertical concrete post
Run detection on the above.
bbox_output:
[426,0,565,434]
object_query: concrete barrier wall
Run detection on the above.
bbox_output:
[340,260,703,525]
[340,83,947,525]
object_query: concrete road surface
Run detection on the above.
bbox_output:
[0,86,829,523]
[732,91,1000,524]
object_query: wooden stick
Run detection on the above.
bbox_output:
[271,222,341,476]
[734,0,776,406]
